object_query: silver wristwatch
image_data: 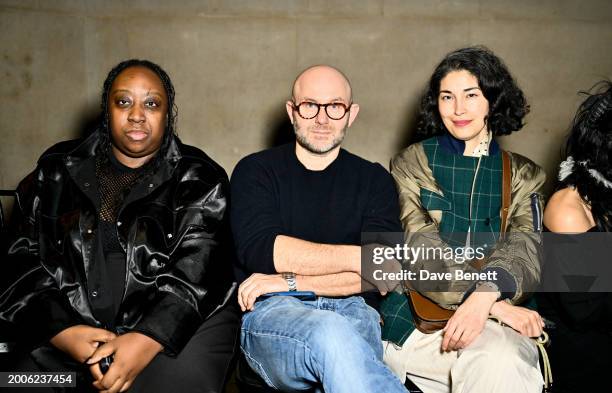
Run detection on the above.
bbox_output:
[282,272,297,291]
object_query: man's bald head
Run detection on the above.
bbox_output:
[292,65,353,103]
[286,64,360,160]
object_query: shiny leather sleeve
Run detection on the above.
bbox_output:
[129,167,235,356]
[0,169,81,344]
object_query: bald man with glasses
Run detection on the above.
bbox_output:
[230,65,407,392]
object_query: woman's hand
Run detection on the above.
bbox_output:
[442,291,498,351]
[490,301,545,337]
[49,325,116,363]
[87,332,163,393]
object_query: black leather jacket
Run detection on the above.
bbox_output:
[0,132,236,356]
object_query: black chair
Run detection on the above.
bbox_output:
[405,378,424,393]
[0,189,20,370]
[0,189,14,236]
[236,353,307,393]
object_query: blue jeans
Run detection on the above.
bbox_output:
[241,295,407,393]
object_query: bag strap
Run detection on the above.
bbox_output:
[500,150,511,235]
[469,151,512,271]
[535,332,553,392]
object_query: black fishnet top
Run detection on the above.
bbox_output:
[96,153,150,252]
[91,152,152,326]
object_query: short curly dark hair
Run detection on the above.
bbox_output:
[96,59,178,162]
[415,46,529,140]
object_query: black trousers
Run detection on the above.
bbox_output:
[9,303,240,393]
[547,326,612,392]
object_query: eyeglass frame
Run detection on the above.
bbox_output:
[290,100,353,120]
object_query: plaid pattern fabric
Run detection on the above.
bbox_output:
[422,137,502,249]
[380,292,414,345]
[381,137,503,345]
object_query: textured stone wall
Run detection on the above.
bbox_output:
[1,0,611,198]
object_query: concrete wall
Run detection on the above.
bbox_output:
[1,0,611,199]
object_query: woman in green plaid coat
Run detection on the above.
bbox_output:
[381,46,547,393]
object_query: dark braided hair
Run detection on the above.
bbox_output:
[97,59,178,165]
[415,46,529,140]
[559,81,612,231]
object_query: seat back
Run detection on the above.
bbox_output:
[0,189,16,236]
[0,190,18,357]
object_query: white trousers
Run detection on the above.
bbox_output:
[383,320,543,393]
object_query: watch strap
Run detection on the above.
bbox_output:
[282,272,297,291]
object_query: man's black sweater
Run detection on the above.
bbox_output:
[230,143,402,306]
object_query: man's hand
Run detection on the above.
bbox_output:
[441,291,498,351]
[87,332,162,393]
[360,245,403,295]
[49,325,116,363]
[490,301,545,338]
[238,273,288,311]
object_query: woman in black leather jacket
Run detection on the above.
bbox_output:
[0,59,238,393]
